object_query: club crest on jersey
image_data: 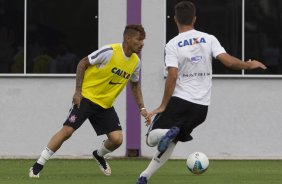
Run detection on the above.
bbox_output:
[111,67,131,79]
[178,37,206,47]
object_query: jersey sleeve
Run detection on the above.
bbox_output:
[164,41,178,69]
[210,35,226,58]
[130,59,141,82]
[87,45,113,66]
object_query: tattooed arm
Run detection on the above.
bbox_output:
[130,81,145,110]
[130,81,151,125]
[73,57,91,108]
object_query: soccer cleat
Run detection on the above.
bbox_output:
[93,150,111,176]
[29,162,43,178]
[29,167,39,178]
[136,176,148,184]
[158,126,180,152]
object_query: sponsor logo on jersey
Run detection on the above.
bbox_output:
[111,67,131,79]
[191,56,202,63]
[178,37,206,47]
[109,80,122,85]
[183,72,211,78]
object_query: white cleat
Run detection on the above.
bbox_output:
[93,150,111,176]
[97,161,111,176]
[29,167,40,178]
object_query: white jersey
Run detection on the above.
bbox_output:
[165,29,226,105]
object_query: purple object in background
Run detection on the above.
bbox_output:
[126,0,142,156]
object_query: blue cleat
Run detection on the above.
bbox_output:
[136,176,148,184]
[158,126,180,152]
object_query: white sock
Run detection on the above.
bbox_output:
[37,147,54,165]
[97,141,112,157]
[140,142,176,179]
[147,129,169,147]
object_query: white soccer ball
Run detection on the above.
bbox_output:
[186,152,209,174]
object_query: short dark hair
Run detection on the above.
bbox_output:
[174,1,196,25]
[123,24,146,39]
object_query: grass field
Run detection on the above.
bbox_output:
[0,159,282,184]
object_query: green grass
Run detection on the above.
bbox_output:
[0,159,282,184]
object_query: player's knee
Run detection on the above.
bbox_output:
[109,135,123,147]
[146,137,154,147]
[146,134,158,147]
[107,130,123,148]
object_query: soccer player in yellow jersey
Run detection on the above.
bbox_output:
[29,24,149,178]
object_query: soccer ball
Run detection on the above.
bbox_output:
[186,152,209,174]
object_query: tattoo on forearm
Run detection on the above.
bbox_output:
[131,82,144,109]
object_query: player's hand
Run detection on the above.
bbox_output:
[72,92,82,108]
[140,108,151,126]
[145,106,165,123]
[246,59,267,70]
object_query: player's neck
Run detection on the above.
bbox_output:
[122,42,133,57]
[178,25,194,33]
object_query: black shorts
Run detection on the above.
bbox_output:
[63,98,122,135]
[149,96,208,142]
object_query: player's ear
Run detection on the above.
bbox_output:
[124,34,130,42]
[174,16,180,27]
[193,16,196,24]
[174,16,177,24]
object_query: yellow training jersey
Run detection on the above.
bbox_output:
[82,43,140,108]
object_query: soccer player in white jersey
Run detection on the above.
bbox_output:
[29,24,150,178]
[136,1,266,184]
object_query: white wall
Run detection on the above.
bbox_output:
[98,0,126,46]
[1,0,282,159]
[1,78,281,159]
